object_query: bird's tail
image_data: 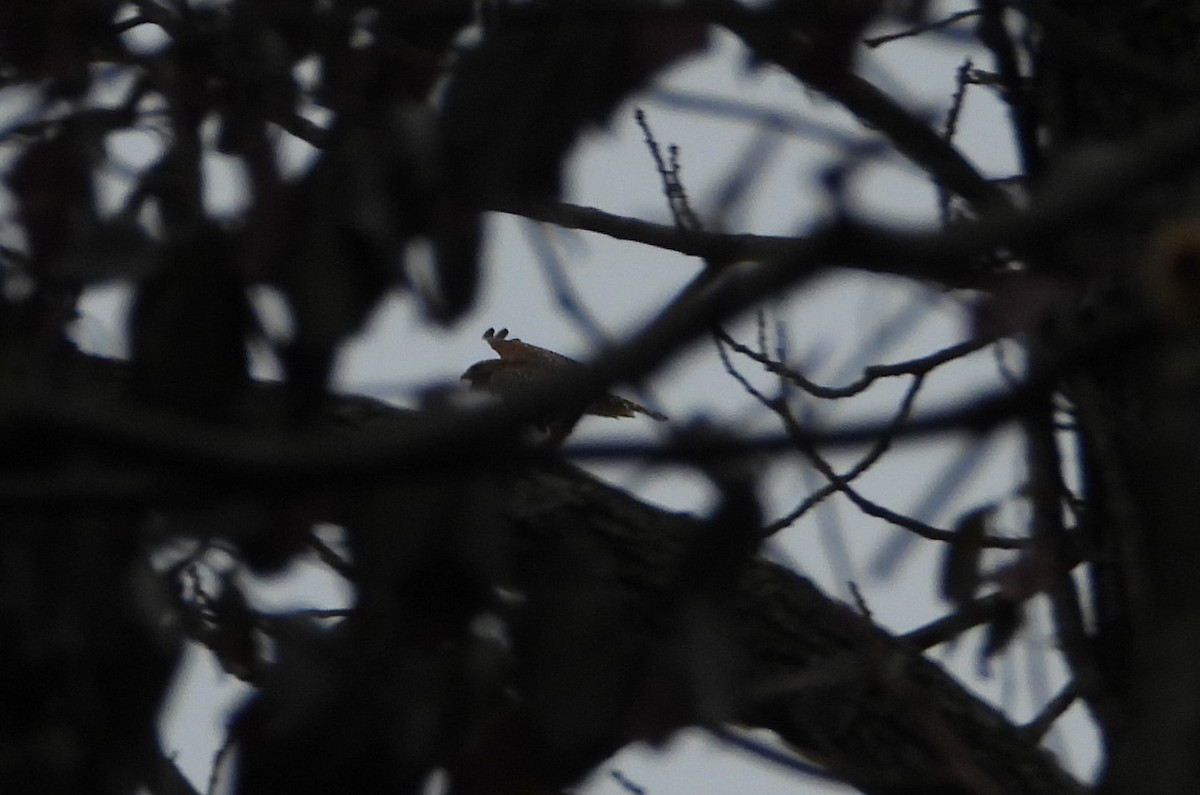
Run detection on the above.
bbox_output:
[588,394,668,421]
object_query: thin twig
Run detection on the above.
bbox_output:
[978,0,1043,176]
[708,0,1010,211]
[1023,682,1078,741]
[1024,384,1117,742]
[610,770,646,795]
[207,734,236,795]
[849,581,873,619]
[864,9,982,48]
[940,58,974,221]
[715,330,1024,545]
[760,373,928,536]
[717,328,993,399]
[521,221,607,344]
[307,530,354,579]
[635,108,702,231]
[903,593,1011,649]
[710,726,838,782]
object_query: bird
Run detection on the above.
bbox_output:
[461,328,667,440]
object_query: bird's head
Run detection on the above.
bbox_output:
[461,359,503,388]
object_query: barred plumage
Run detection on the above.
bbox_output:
[460,328,667,425]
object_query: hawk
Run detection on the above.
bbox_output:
[461,328,666,440]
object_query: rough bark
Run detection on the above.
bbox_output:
[1033,2,1200,791]
[23,352,1084,795]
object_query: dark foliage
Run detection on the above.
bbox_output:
[4,1,1200,794]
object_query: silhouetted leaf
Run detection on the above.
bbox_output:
[427,3,707,320]
[9,124,97,275]
[268,132,398,419]
[759,0,882,76]
[941,504,993,605]
[207,579,263,682]
[979,598,1023,675]
[442,4,708,202]
[129,227,253,418]
[0,0,119,96]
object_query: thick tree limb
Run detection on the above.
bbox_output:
[505,462,1085,794]
[4,351,1087,794]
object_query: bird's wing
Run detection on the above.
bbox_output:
[480,328,666,422]
[482,327,583,369]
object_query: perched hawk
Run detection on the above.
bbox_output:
[461,328,666,440]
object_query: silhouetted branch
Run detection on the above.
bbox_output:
[713,328,1007,545]
[717,330,993,399]
[864,9,981,48]
[1024,683,1079,742]
[978,0,1043,176]
[0,301,1144,500]
[506,463,1085,794]
[702,0,1011,211]
[903,593,1014,650]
